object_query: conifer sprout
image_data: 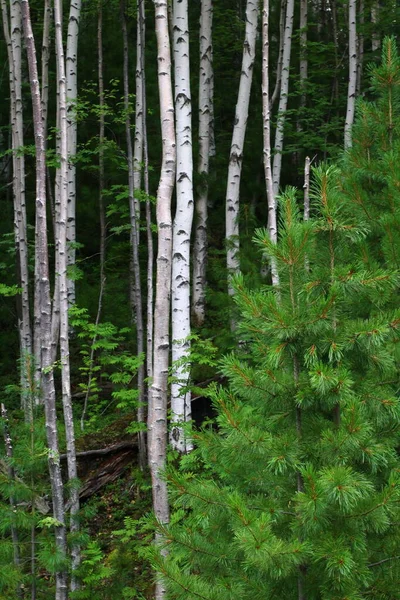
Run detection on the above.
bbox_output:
[152,43,400,597]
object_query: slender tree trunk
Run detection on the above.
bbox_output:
[98,0,106,284]
[272,0,295,196]
[54,0,80,589]
[171,0,194,453]
[149,1,175,596]
[269,0,286,110]
[371,0,380,52]
[21,1,68,597]
[225,0,259,296]
[192,0,213,327]
[262,0,279,287]
[121,0,146,468]
[344,0,357,149]
[2,0,34,416]
[66,0,82,308]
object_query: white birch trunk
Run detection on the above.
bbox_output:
[262,0,279,287]
[299,0,307,118]
[225,0,259,294]
[192,0,213,327]
[149,1,175,596]
[2,0,33,415]
[171,0,194,453]
[54,0,80,589]
[121,0,146,468]
[66,0,82,307]
[21,1,68,597]
[344,0,357,150]
[272,0,295,197]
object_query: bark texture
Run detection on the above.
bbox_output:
[21,0,68,596]
[344,0,357,149]
[272,0,295,196]
[192,0,213,327]
[171,0,194,452]
[149,1,176,597]
[225,0,259,294]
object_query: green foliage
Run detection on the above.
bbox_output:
[154,46,400,599]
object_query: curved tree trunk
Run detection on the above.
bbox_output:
[171,0,194,453]
[272,0,295,196]
[225,0,259,296]
[192,0,213,328]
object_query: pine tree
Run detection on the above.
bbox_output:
[151,46,400,596]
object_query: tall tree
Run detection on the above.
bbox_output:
[121,0,146,467]
[225,0,259,296]
[344,0,357,149]
[171,0,194,452]
[272,0,295,196]
[66,0,82,307]
[192,0,213,328]
[1,0,33,415]
[54,0,80,589]
[21,0,68,596]
[149,0,175,596]
[262,0,279,286]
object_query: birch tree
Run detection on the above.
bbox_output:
[371,0,380,52]
[149,0,175,596]
[66,0,82,307]
[171,0,194,452]
[54,0,80,588]
[1,0,33,415]
[192,0,213,327]
[225,0,259,294]
[272,0,295,196]
[270,0,286,110]
[21,0,68,596]
[344,0,357,149]
[262,0,279,287]
[121,0,146,467]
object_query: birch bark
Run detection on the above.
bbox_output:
[344,0,357,149]
[262,0,279,287]
[171,0,194,453]
[272,0,295,197]
[356,0,364,95]
[21,0,68,597]
[192,0,213,327]
[225,0,259,294]
[149,2,175,596]
[66,0,82,307]
[121,0,146,468]
[54,0,80,588]
[1,0,33,415]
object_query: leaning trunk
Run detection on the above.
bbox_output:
[272,0,295,196]
[225,0,259,296]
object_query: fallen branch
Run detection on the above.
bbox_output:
[60,440,137,460]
